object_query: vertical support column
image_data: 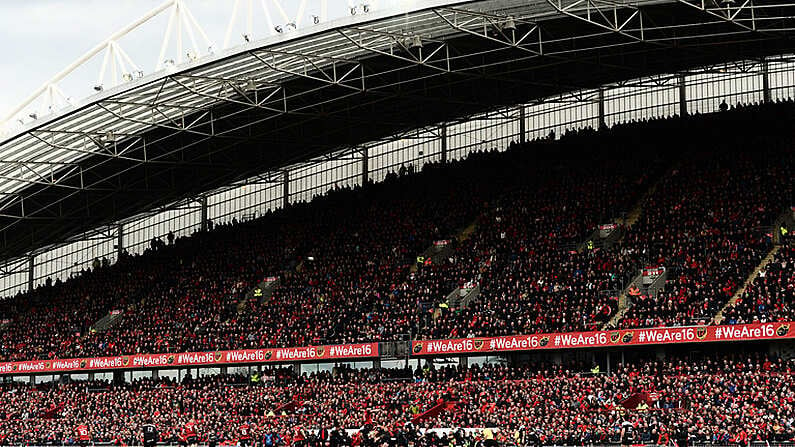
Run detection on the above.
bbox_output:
[518,105,526,144]
[361,148,369,185]
[152,369,159,380]
[606,351,611,375]
[597,88,606,130]
[459,355,468,369]
[27,256,34,292]
[199,196,208,232]
[762,58,771,104]
[282,170,290,209]
[117,224,124,257]
[439,124,447,163]
[678,73,687,117]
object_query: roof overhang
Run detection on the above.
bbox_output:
[1,0,795,260]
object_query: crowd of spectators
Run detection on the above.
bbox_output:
[616,153,787,328]
[0,100,793,362]
[417,169,643,339]
[0,353,794,445]
[0,156,491,358]
[0,139,642,358]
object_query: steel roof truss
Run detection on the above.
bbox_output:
[434,7,543,56]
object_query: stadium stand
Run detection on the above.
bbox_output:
[0,352,792,445]
[1,101,794,362]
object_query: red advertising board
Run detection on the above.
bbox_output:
[642,267,665,277]
[0,342,378,375]
[411,322,794,356]
[3,322,793,374]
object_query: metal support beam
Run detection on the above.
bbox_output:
[361,148,369,185]
[282,170,289,209]
[762,58,771,103]
[440,124,447,163]
[27,256,34,292]
[544,0,646,43]
[337,27,451,73]
[250,49,364,93]
[675,0,758,33]
[117,223,124,258]
[597,88,606,130]
[518,105,526,144]
[433,8,542,57]
[678,73,687,117]
[199,196,208,232]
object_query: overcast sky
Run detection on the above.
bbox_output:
[0,0,415,125]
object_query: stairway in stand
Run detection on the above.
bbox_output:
[602,282,634,330]
[601,171,666,330]
[712,245,781,325]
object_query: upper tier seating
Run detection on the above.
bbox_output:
[0,100,793,361]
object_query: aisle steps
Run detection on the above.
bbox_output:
[713,245,781,325]
[90,309,125,333]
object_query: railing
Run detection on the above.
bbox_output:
[646,268,669,298]
[458,284,481,309]
[89,310,125,333]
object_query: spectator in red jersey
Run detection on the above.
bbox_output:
[181,420,199,447]
[76,423,91,447]
[239,422,253,447]
[292,427,307,447]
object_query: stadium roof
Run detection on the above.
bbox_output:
[0,0,794,261]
